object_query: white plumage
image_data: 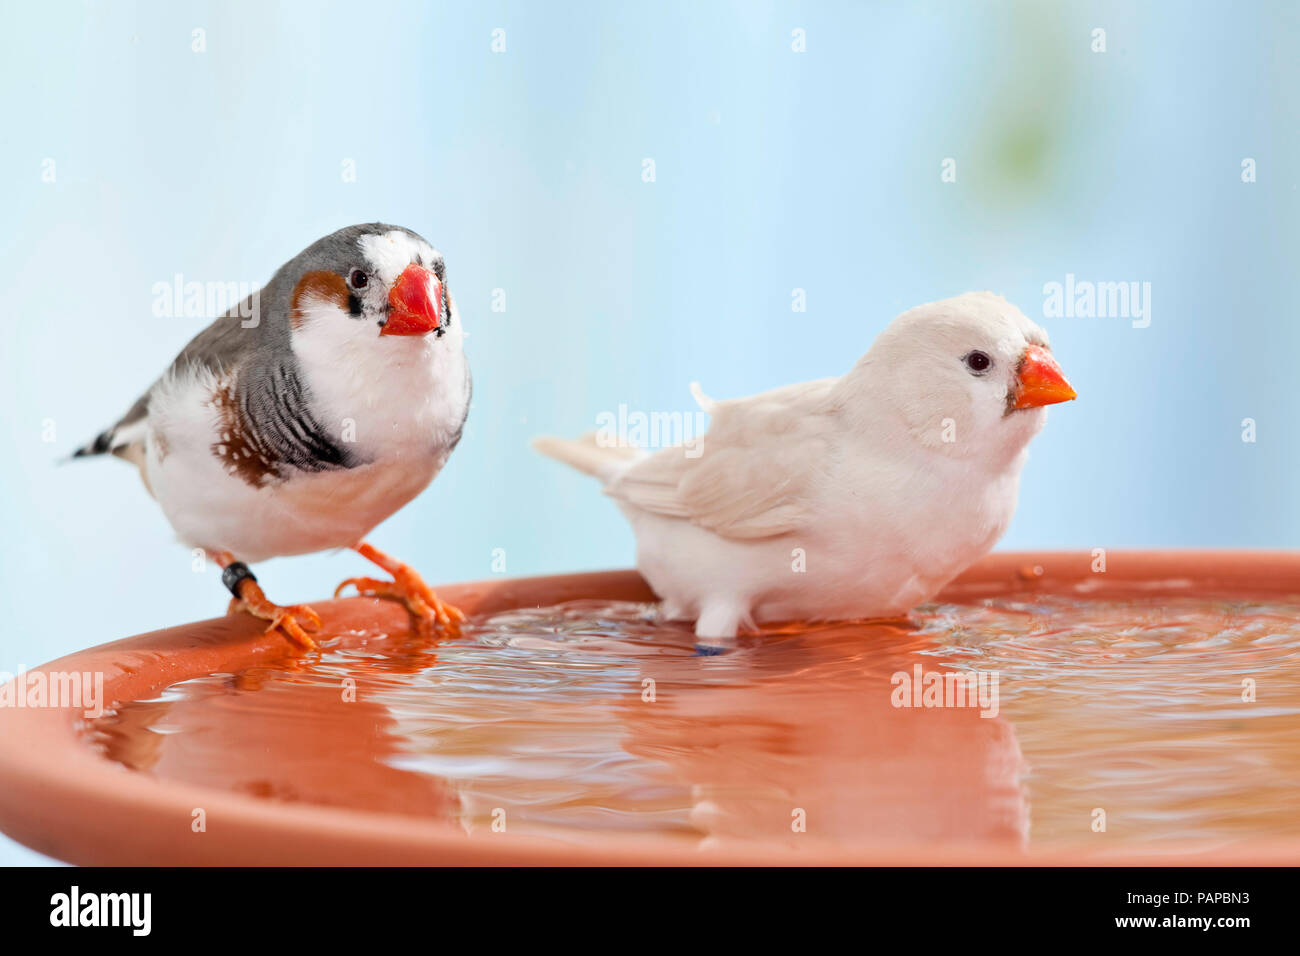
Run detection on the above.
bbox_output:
[535,291,1075,643]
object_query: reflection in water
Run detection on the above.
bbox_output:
[89,594,1300,851]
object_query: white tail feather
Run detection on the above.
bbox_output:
[689,381,715,412]
[531,432,641,483]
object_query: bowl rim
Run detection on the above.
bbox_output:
[2,549,1299,866]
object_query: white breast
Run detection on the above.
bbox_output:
[291,297,470,465]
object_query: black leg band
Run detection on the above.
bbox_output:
[221,561,257,598]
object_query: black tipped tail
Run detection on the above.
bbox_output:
[71,431,114,459]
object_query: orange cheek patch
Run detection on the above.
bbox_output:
[290,270,351,330]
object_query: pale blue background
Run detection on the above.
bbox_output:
[2,1,1297,865]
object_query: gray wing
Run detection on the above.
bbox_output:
[72,289,285,462]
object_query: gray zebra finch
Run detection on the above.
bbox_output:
[75,224,472,646]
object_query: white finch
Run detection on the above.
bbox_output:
[73,224,472,646]
[534,292,1075,645]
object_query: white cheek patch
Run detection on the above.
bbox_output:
[292,298,375,355]
[297,290,347,323]
[358,230,438,286]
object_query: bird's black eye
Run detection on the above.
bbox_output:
[964,350,992,374]
[348,269,368,290]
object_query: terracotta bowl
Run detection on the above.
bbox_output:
[1,550,1298,866]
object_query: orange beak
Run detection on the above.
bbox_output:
[1013,345,1077,410]
[382,264,443,336]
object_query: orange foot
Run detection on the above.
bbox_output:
[212,553,321,649]
[227,581,322,649]
[335,542,464,634]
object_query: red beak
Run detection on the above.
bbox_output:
[382,264,443,336]
[1013,345,1077,409]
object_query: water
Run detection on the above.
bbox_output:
[89,594,1300,852]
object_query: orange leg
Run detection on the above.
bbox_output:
[335,542,464,633]
[211,551,321,649]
